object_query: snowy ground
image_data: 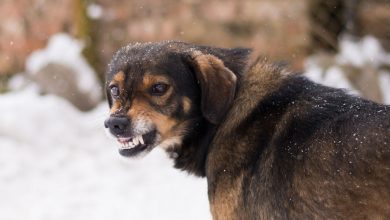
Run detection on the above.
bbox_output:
[305,35,390,104]
[1,34,390,220]
[0,87,211,220]
[0,34,210,220]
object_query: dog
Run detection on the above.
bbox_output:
[104,41,390,219]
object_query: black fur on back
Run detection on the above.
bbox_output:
[204,61,390,218]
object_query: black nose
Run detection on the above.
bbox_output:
[104,117,130,135]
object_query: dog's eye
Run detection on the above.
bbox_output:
[110,86,120,98]
[151,83,169,96]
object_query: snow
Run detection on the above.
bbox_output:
[2,33,210,220]
[379,71,390,104]
[0,88,211,220]
[7,72,33,91]
[87,3,104,20]
[25,33,102,103]
[337,35,390,68]
[305,35,390,104]
[305,60,358,94]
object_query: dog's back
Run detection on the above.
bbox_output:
[207,60,390,219]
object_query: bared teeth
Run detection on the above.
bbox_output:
[132,136,140,146]
[118,135,145,150]
[139,135,145,145]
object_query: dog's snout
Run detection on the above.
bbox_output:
[105,117,130,135]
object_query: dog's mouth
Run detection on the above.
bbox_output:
[116,130,157,157]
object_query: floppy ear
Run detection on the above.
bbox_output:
[187,51,237,124]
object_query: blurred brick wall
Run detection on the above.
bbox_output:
[0,0,74,75]
[1,0,388,77]
[96,0,310,71]
[0,0,310,76]
[358,0,390,50]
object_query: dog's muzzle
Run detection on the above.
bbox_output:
[104,116,130,136]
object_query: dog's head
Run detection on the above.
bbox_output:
[104,41,250,157]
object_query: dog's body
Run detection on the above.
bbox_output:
[206,62,390,219]
[105,41,390,219]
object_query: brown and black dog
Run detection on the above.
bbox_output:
[104,41,390,219]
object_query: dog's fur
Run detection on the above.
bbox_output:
[105,41,390,219]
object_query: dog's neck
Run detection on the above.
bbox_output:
[166,117,216,177]
[216,59,291,135]
[167,59,292,177]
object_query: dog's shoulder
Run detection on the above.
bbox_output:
[214,58,294,135]
[207,58,390,219]
[206,58,296,177]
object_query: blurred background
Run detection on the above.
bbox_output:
[0,0,389,219]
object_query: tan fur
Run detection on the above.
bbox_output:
[108,71,126,114]
[207,60,300,219]
[182,97,191,114]
[219,59,290,135]
[127,97,180,140]
[190,52,237,124]
[111,71,125,87]
[193,53,236,87]
[150,113,179,140]
[210,173,244,220]
[110,101,122,114]
[141,74,173,105]
[142,74,170,87]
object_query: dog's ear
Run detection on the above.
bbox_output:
[186,51,237,124]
